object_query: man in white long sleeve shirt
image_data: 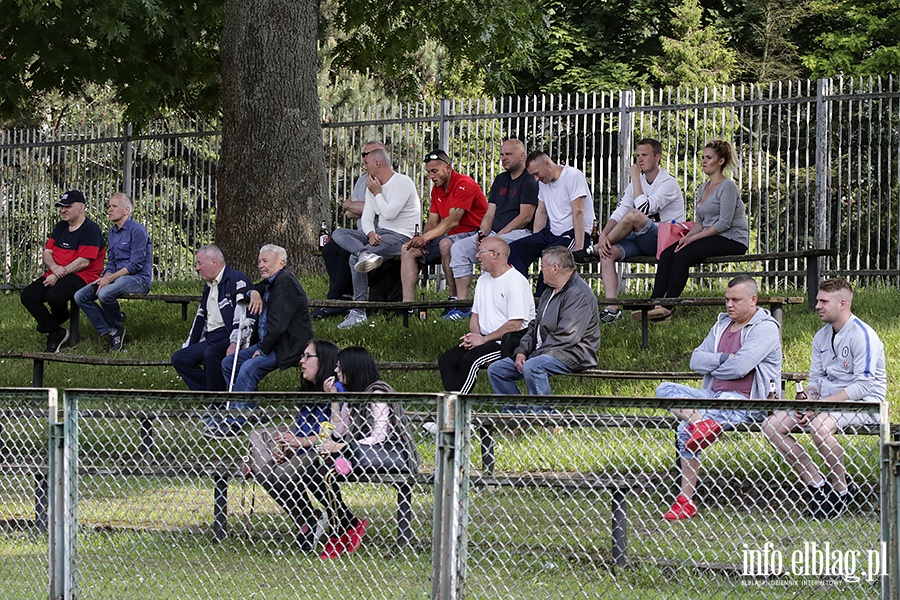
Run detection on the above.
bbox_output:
[332,148,422,329]
[763,278,886,519]
[577,138,684,322]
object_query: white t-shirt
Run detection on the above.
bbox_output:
[610,167,685,223]
[540,166,594,236]
[472,267,536,335]
[361,172,421,238]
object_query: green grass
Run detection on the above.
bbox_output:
[0,279,893,598]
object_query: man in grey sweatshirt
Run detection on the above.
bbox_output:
[655,275,783,520]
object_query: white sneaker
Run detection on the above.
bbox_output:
[338,310,367,329]
[354,251,384,273]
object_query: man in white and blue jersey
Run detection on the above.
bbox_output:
[764,278,887,519]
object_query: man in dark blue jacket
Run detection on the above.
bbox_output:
[206,244,313,438]
[172,245,251,391]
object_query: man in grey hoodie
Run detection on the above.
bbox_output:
[656,275,783,520]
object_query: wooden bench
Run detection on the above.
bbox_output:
[608,295,805,349]
[618,249,837,309]
[0,352,442,387]
[68,293,201,346]
[0,406,426,546]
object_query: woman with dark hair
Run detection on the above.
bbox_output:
[245,339,339,547]
[648,139,749,320]
[309,346,418,559]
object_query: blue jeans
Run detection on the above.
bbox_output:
[220,342,277,401]
[487,354,572,396]
[73,275,150,336]
[655,381,764,459]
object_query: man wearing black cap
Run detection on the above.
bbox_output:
[20,190,106,352]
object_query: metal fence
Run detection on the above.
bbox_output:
[0,388,893,598]
[2,76,899,288]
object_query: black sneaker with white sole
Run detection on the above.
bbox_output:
[45,327,69,353]
[599,308,622,324]
[108,326,126,351]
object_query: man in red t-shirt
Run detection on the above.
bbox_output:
[20,190,106,352]
[400,149,487,304]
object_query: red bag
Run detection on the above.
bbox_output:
[656,221,695,259]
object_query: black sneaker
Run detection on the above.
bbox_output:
[108,326,126,351]
[573,246,600,264]
[45,328,69,353]
[809,482,846,519]
[599,308,622,324]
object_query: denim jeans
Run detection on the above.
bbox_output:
[487,353,572,396]
[655,381,764,459]
[73,274,150,336]
[220,342,277,401]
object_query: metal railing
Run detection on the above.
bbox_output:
[2,76,899,289]
[0,388,893,598]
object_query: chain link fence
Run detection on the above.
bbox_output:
[0,388,55,599]
[439,394,887,599]
[0,388,892,598]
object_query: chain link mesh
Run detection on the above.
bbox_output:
[0,389,53,599]
[67,389,437,600]
[456,395,883,599]
[0,389,888,598]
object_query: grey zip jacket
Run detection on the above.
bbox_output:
[689,307,783,398]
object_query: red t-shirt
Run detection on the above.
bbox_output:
[711,325,754,397]
[44,218,107,284]
[429,171,487,235]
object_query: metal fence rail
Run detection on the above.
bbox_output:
[0,390,892,598]
[2,76,899,290]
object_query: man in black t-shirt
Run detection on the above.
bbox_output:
[443,139,538,318]
[21,190,106,352]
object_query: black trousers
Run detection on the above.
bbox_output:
[652,236,748,299]
[438,340,503,394]
[20,274,86,333]
[322,239,353,299]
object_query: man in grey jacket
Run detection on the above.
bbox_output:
[487,246,600,395]
[656,275,783,521]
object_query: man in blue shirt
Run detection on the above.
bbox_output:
[73,192,152,350]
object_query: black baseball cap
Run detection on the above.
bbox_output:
[56,190,86,206]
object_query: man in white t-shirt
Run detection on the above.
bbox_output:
[508,151,594,294]
[438,237,535,393]
[332,148,421,329]
[575,138,684,323]
[316,140,385,319]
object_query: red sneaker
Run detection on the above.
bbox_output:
[684,419,724,453]
[344,518,369,555]
[662,495,697,520]
[319,536,345,560]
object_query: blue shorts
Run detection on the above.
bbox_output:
[615,220,658,260]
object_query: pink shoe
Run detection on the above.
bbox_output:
[662,495,697,521]
[684,419,724,453]
[319,519,368,559]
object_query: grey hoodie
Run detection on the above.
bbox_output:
[689,307,783,399]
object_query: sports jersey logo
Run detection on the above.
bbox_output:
[841,346,850,358]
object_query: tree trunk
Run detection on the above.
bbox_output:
[217,0,326,277]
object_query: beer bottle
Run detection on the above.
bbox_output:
[318,220,329,249]
[766,379,778,399]
[418,292,427,321]
[590,219,600,245]
[794,381,807,400]
[414,223,420,238]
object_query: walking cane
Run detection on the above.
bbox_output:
[228,290,252,394]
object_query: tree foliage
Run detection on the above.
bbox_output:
[651,0,736,87]
[801,0,900,76]
[1,0,222,124]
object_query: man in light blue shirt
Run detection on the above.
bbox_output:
[74,192,152,350]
